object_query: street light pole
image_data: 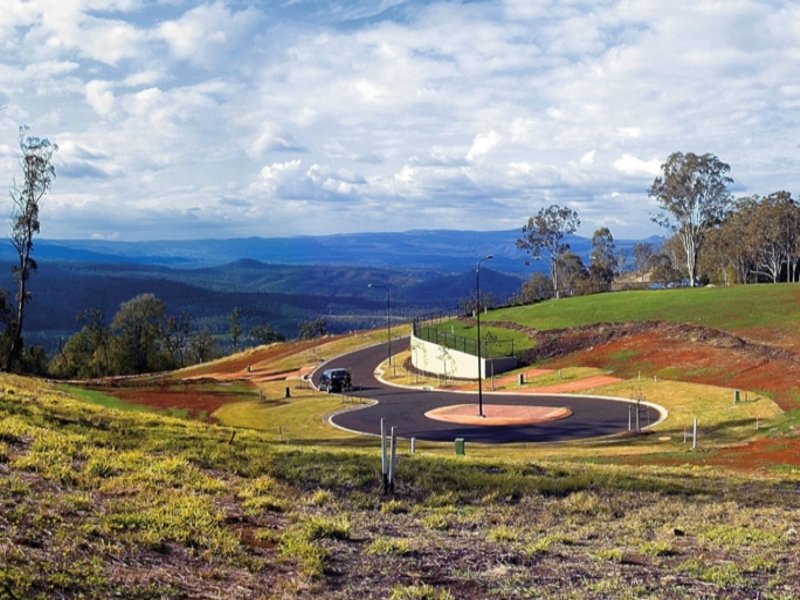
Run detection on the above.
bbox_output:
[476,255,493,417]
[368,283,392,369]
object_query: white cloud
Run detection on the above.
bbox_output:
[613,154,661,177]
[1,0,799,241]
[157,2,261,67]
[85,80,114,118]
[249,124,305,156]
[466,130,500,162]
[580,150,596,165]
[617,127,641,138]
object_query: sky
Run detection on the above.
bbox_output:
[1,0,799,242]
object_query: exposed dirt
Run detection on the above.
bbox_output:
[457,373,623,394]
[481,319,800,412]
[424,404,572,426]
[175,336,338,378]
[78,337,333,415]
[627,438,800,472]
[519,374,624,394]
[86,380,257,419]
[704,438,800,470]
[488,320,800,365]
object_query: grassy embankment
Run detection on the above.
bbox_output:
[434,284,800,348]
[63,287,798,464]
[3,372,800,598]
[488,284,800,333]
[3,288,800,596]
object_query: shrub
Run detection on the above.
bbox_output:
[366,537,413,556]
[390,583,454,600]
[487,525,519,543]
[309,488,334,506]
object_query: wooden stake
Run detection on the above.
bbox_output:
[692,417,697,450]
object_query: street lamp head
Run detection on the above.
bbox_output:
[477,255,494,271]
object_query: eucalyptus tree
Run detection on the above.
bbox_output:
[5,127,57,370]
[749,191,800,283]
[516,204,580,299]
[229,306,242,351]
[557,251,590,297]
[250,324,285,346]
[517,273,554,304]
[589,227,617,290]
[632,242,654,282]
[110,293,167,374]
[650,152,733,287]
[771,191,800,282]
[165,311,192,368]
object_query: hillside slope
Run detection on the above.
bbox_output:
[455,285,800,410]
[1,260,523,352]
[2,370,800,598]
[488,285,800,348]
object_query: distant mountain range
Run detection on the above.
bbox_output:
[0,229,663,353]
[0,230,663,272]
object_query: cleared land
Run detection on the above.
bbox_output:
[2,372,800,598]
[3,285,800,597]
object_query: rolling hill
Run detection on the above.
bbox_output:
[0,228,661,353]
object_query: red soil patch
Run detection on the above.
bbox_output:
[184,368,300,383]
[522,368,553,378]
[425,403,572,426]
[84,338,337,418]
[705,438,800,470]
[520,375,623,394]
[87,383,255,419]
[176,336,343,378]
[634,438,800,472]
[545,328,800,411]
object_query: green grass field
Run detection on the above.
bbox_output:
[488,284,800,333]
[57,385,154,413]
[425,284,800,360]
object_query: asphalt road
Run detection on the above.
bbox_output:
[313,339,660,444]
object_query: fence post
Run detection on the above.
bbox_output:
[388,427,397,494]
[380,419,388,494]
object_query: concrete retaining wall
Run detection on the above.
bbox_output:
[410,332,518,380]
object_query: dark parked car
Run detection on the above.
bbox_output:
[319,368,352,393]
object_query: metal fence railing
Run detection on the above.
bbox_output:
[412,310,516,358]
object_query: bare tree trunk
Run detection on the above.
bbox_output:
[6,226,33,369]
[550,260,560,300]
